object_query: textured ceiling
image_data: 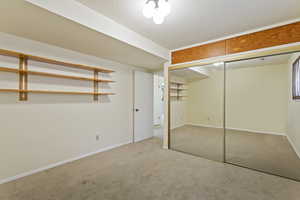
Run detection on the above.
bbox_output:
[0,0,167,69]
[76,0,300,50]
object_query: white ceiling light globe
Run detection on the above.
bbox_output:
[153,9,165,24]
[143,1,155,18]
[158,0,171,16]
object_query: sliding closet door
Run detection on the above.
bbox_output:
[169,64,225,162]
[225,53,300,181]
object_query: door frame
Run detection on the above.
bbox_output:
[132,70,135,143]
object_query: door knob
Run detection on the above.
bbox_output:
[135,108,140,112]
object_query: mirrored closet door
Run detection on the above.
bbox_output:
[169,63,225,162]
[169,51,300,181]
[225,52,300,181]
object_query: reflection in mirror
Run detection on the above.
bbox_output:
[170,63,224,162]
[225,52,300,181]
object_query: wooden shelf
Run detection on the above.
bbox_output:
[170,95,187,97]
[0,89,21,93]
[170,81,185,85]
[294,96,300,100]
[0,67,114,83]
[170,87,187,90]
[0,89,115,96]
[0,49,114,73]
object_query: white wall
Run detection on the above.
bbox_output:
[186,70,224,128]
[153,73,164,125]
[287,53,300,157]
[186,64,288,134]
[226,64,288,134]
[0,32,146,182]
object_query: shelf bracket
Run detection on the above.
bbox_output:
[19,55,28,101]
[177,83,179,100]
[94,70,99,101]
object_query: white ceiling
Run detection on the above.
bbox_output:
[0,0,167,69]
[1,0,299,70]
[170,69,208,82]
[76,0,300,50]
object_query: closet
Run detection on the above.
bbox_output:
[169,52,300,181]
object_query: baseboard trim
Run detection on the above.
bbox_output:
[187,123,286,136]
[286,135,300,159]
[227,127,286,136]
[171,124,186,130]
[187,123,223,129]
[0,140,132,185]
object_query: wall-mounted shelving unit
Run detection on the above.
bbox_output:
[170,81,187,100]
[0,49,115,101]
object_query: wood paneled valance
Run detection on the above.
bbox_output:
[171,22,300,64]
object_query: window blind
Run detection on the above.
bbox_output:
[293,57,300,100]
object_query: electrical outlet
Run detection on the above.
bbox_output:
[96,135,100,141]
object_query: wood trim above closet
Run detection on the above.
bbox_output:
[171,21,300,64]
[226,22,300,54]
[171,41,226,64]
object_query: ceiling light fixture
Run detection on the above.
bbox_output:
[143,0,171,24]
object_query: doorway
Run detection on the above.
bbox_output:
[153,72,164,139]
[133,70,154,142]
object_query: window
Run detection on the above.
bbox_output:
[293,56,300,100]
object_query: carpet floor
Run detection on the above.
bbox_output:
[1,137,300,200]
[171,125,300,181]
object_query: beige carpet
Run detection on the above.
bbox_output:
[171,125,300,181]
[1,138,300,200]
[0,139,300,200]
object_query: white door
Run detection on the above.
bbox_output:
[134,71,154,142]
